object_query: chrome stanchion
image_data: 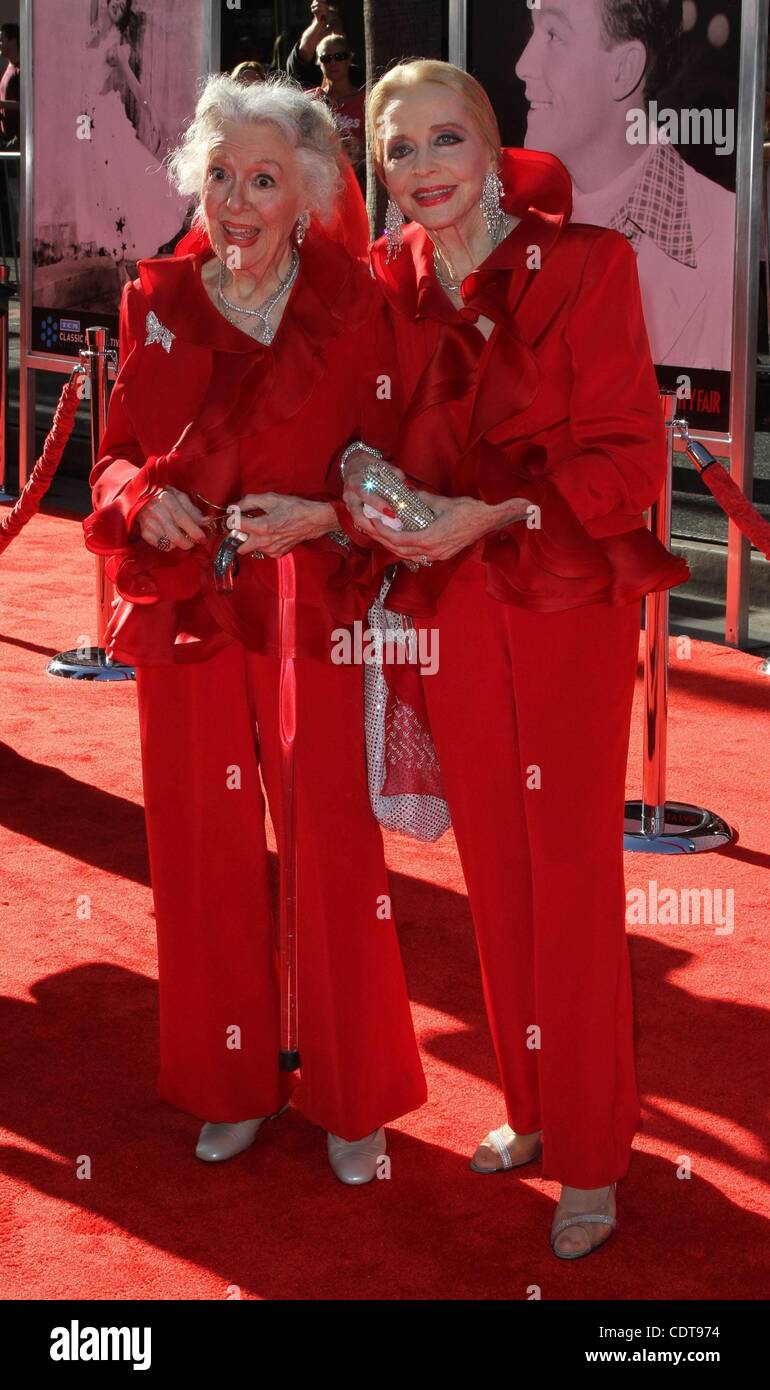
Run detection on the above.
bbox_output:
[48,326,135,681]
[0,263,17,504]
[623,389,734,853]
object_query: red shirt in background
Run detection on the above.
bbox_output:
[309,86,365,165]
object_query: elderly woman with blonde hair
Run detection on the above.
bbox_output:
[343,58,688,1253]
[82,72,426,1184]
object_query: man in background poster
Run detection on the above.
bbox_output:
[515,0,736,371]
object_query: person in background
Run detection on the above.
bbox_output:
[0,21,20,248]
[231,60,266,87]
[287,1,361,90]
[0,22,21,148]
[309,32,365,181]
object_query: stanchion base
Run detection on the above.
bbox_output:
[47,647,135,681]
[624,800,734,854]
[279,1049,301,1073]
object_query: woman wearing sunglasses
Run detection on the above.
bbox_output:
[309,32,365,177]
[82,73,426,1184]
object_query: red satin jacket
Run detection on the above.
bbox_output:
[369,146,690,615]
[82,222,397,665]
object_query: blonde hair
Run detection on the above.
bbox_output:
[316,30,349,58]
[231,60,267,84]
[367,59,501,171]
[166,72,345,228]
[316,31,352,91]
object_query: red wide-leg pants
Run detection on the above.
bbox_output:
[412,554,642,1188]
[134,639,427,1140]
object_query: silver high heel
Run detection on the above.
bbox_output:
[327,1127,386,1185]
[195,1103,289,1162]
[470,1124,543,1173]
[550,1182,617,1260]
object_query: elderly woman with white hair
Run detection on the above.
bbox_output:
[82,73,426,1183]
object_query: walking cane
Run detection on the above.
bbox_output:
[276,551,300,1071]
[214,533,301,1071]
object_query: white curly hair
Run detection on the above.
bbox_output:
[166,71,346,228]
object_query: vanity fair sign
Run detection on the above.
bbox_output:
[25,0,212,364]
[468,0,742,435]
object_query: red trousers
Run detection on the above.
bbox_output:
[134,640,427,1140]
[413,554,642,1188]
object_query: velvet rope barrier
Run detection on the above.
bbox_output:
[678,420,770,560]
[0,367,85,554]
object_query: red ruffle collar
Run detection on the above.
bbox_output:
[129,220,379,465]
[370,146,573,322]
[136,218,376,353]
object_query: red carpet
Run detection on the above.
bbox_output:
[1,509,769,1300]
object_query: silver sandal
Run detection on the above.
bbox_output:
[469,1124,543,1173]
[550,1182,617,1260]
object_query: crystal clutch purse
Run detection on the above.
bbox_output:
[360,460,436,531]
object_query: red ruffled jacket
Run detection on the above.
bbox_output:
[82,214,399,666]
[369,146,690,615]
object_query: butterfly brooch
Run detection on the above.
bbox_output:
[144,310,175,353]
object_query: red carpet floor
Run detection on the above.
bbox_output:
[1,509,769,1301]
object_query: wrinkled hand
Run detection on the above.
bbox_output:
[342,452,406,542]
[134,487,208,549]
[363,490,532,563]
[229,493,336,558]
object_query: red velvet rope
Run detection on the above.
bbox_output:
[2,371,768,570]
[0,372,84,554]
[694,460,770,561]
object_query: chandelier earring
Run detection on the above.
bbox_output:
[480,167,509,243]
[385,197,405,263]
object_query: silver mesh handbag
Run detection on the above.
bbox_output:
[363,569,451,842]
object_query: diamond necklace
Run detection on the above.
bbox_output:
[217,248,300,344]
[433,213,516,293]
